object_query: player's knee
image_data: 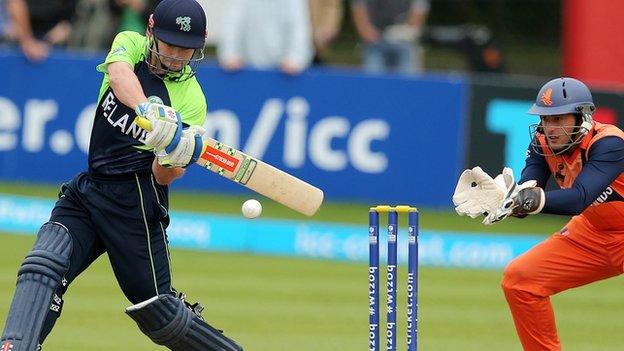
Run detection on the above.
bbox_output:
[126,294,243,351]
[19,222,73,283]
[120,275,165,305]
[501,258,529,292]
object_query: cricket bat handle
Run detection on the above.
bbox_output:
[135,115,208,156]
[135,116,153,132]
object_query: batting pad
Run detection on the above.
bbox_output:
[126,294,243,351]
[1,222,72,351]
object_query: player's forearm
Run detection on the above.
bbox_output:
[6,0,35,44]
[540,188,587,215]
[152,159,184,186]
[541,173,609,215]
[108,61,148,111]
[351,4,376,38]
[542,167,623,215]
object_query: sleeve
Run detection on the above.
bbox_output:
[519,140,551,188]
[284,0,313,67]
[167,78,207,128]
[542,136,624,215]
[96,31,145,73]
[180,94,207,128]
[217,0,245,61]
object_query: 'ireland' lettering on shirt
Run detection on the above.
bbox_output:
[102,91,147,142]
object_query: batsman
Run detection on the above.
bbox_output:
[0,0,243,350]
[453,77,624,350]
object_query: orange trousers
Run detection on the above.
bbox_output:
[501,215,624,351]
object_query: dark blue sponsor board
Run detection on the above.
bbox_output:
[0,51,467,207]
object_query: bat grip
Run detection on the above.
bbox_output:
[134,116,153,132]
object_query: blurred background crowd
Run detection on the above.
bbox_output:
[0,0,564,78]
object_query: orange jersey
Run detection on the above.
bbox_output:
[536,122,624,231]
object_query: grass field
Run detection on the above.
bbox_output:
[1,182,623,350]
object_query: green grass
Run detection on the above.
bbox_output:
[2,181,607,350]
[0,233,623,350]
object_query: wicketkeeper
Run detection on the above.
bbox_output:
[453,77,624,351]
[0,0,243,350]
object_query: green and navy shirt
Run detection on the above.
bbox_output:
[89,31,207,176]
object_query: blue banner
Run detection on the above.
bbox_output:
[0,50,467,207]
[0,194,543,269]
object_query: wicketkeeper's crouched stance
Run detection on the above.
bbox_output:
[453,77,624,351]
[0,1,242,350]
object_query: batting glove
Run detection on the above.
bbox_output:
[156,125,205,168]
[136,99,183,153]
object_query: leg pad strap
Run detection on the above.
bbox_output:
[126,294,243,351]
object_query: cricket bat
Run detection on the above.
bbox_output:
[135,116,324,216]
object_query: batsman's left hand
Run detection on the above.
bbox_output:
[135,100,182,152]
[156,125,205,168]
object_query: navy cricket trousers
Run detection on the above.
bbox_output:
[40,171,175,341]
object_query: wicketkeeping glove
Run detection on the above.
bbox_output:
[483,183,544,225]
[482,167,541,225]
[156,125,205,168]
[452,166,509,218]
[136,98,182,153]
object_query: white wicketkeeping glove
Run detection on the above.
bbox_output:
[136,100,182,152]
[452,166,510,219]
[156,125,205,168]
[483,177,540,225]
